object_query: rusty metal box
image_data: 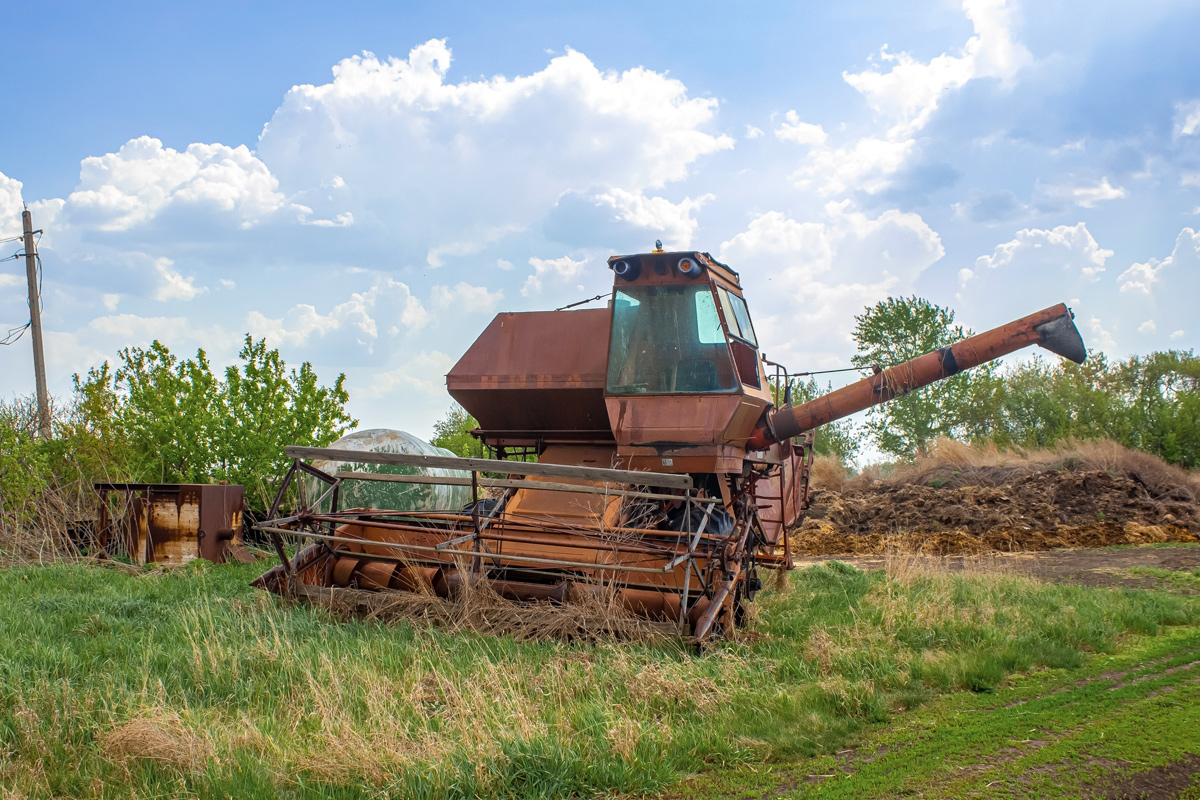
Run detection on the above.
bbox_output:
[95,483,246,564]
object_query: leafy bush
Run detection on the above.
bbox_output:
[71,335,356,510]
[430,402,485,459]
[976,350,1200,468]
[1,336,355,551]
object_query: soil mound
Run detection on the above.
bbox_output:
[794,441,1200,556]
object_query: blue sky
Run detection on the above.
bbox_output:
[2,0,1199,439]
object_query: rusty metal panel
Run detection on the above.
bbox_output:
[606,394,746,446]
[502,445,623,525]
[753,439,811,545]
[146,487,201,563]
[447,310,613,439]
[198,484,245,563]
[95,483,245,565]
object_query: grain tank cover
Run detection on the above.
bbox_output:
[446,308,614,444]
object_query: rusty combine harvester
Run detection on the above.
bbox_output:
[255,248,1086,639]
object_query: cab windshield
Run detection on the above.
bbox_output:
[606,284,739,394]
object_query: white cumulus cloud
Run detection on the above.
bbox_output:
[1118,227,1200,295]
[1088,316,1116,350]
[152,257,206,301]
[364,350,456,399]
[778,0,1030,198]
[63,136,291,231]
[1040,177,1127,208]
[788,135,916,196]
[257,40,734,254]
[719,203,944,365]
[0,171,24,239]
[1174,99,1200,139]
[587,188,713,248]
[430,281,504,313]
[246,278,428,350]
[774,111,828,146]
[972,223,1113,282]
[521,254,588,296]
[843,0,1032,137]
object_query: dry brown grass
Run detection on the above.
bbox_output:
[0,485,88,566]
[865,556,1028,648]
[101,713,215,771]
[305,578,676,644]
[803,626,835,676]
[809,455,850,492]
[856,437,1200,499]
[624,660,728,715]
[1,396,135,565]
[879,551,1022,584]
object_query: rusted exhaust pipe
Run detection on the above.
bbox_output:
[749,302,1086,449]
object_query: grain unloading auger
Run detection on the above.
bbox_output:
[254,248,1086,640]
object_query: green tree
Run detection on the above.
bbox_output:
[215,336,356,508]
[1117,351,1200,467]
[785,377,861,465]
[851,296,994,458]
[430,403,484,459]
[0,402,50,533]
[984,354,1124,448]
[110,340,220,482]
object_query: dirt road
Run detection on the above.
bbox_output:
[793,545,1200,593]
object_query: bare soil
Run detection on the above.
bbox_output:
[793,461,1200,556]
[1105,753,1200,799]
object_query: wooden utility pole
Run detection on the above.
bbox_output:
[22,208,51,439]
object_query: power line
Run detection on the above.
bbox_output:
[0,322,30,346]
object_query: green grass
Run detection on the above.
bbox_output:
[667,625,1200,799]
[0,557,1196,799]
[1126,565,1200,592]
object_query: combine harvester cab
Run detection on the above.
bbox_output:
[255,247,1086,640]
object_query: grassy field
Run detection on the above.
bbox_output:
[664,624,1200,799]
[0,555,1197,799]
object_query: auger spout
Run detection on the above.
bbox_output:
[748,302,1086,449]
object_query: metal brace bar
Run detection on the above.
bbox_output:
[662,502,713,571]
[258,526,675,573]
[311,476,342,513]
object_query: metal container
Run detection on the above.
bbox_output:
[95,483,246,564]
